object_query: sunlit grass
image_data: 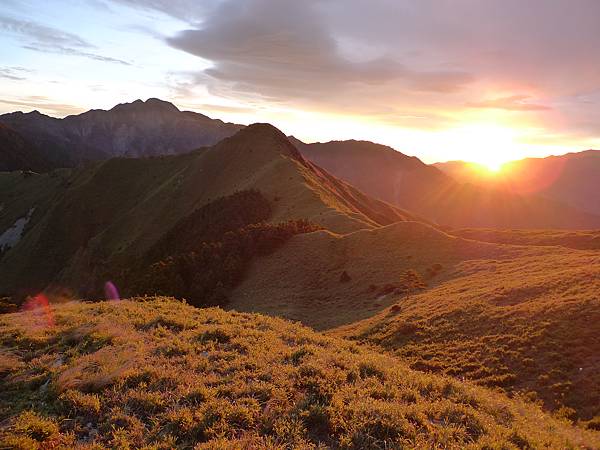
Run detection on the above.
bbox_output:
[1,297,598,448]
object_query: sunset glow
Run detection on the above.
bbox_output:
[1,1,600,163]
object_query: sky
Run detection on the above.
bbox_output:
[1,0,600,166]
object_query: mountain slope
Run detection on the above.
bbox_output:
[1,297,598,448]
[229,221,521,330]
[0,99,243,167]
[0,124,52,172]
[335,240,600,420]
[0,124,418,299]
[296,139,600,229]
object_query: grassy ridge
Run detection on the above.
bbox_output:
[1,298,598,449]
[452,228,600,250]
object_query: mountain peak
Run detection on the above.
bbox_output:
[221,123,303,160]
[110,98,179,113]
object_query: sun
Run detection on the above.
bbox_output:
[481,160,504,173]
[444,123,521,172]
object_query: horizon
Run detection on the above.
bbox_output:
[3,95,600,167]
[2,1,600,167]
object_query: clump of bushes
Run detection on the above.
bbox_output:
[135,219,321,307]
[370,270,428,300]
[426,263,444,278]
[119,190,321,308]
[144,190,272,264]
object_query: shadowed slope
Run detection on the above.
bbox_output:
[0,124,53,172]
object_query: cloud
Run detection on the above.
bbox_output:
[0,15,131,65]
[163,0,473,119]
[0,66,33,81]
[468,95,551,111]
[0,96,84,116]
[103,0,220,24]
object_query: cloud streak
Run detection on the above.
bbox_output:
[0,15,131,65]
[468,96,551,111]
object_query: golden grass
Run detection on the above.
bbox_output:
[1,297,598,448]
[452,228,600,250]
[337,246,600,423]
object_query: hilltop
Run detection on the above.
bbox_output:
[1,297,598,449]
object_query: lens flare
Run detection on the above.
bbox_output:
[22,294,54,328]
[104,281,120,301]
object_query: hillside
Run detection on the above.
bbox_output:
[0,124,52,172]
[1,297,598,449]
[296,138,600,229]
[451,228,600,250]
[436,150,600,216]
[229,221,521,330]
[0,99,243,167]
[335,240,600,421]
[0,123,418,301]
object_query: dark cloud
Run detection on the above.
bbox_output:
[468,95,551,111]
[166,0,473,105]
[0,15,131,65]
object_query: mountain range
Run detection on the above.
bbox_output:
[0,98,242,168]
[2,99,599,230]
[0,123,416,299]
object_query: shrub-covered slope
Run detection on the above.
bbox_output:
[228,221,530,330]
[1,298,598,449]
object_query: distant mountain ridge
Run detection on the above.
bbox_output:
[0,98,243,168]
[436,150,600,216]
[295,138,600,229]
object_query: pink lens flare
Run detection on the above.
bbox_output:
[104,281,120,301]
[22,294,55,328]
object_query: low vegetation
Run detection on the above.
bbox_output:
[338,248,600,423]
[134,219,322,307]
[1,298,598,449]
